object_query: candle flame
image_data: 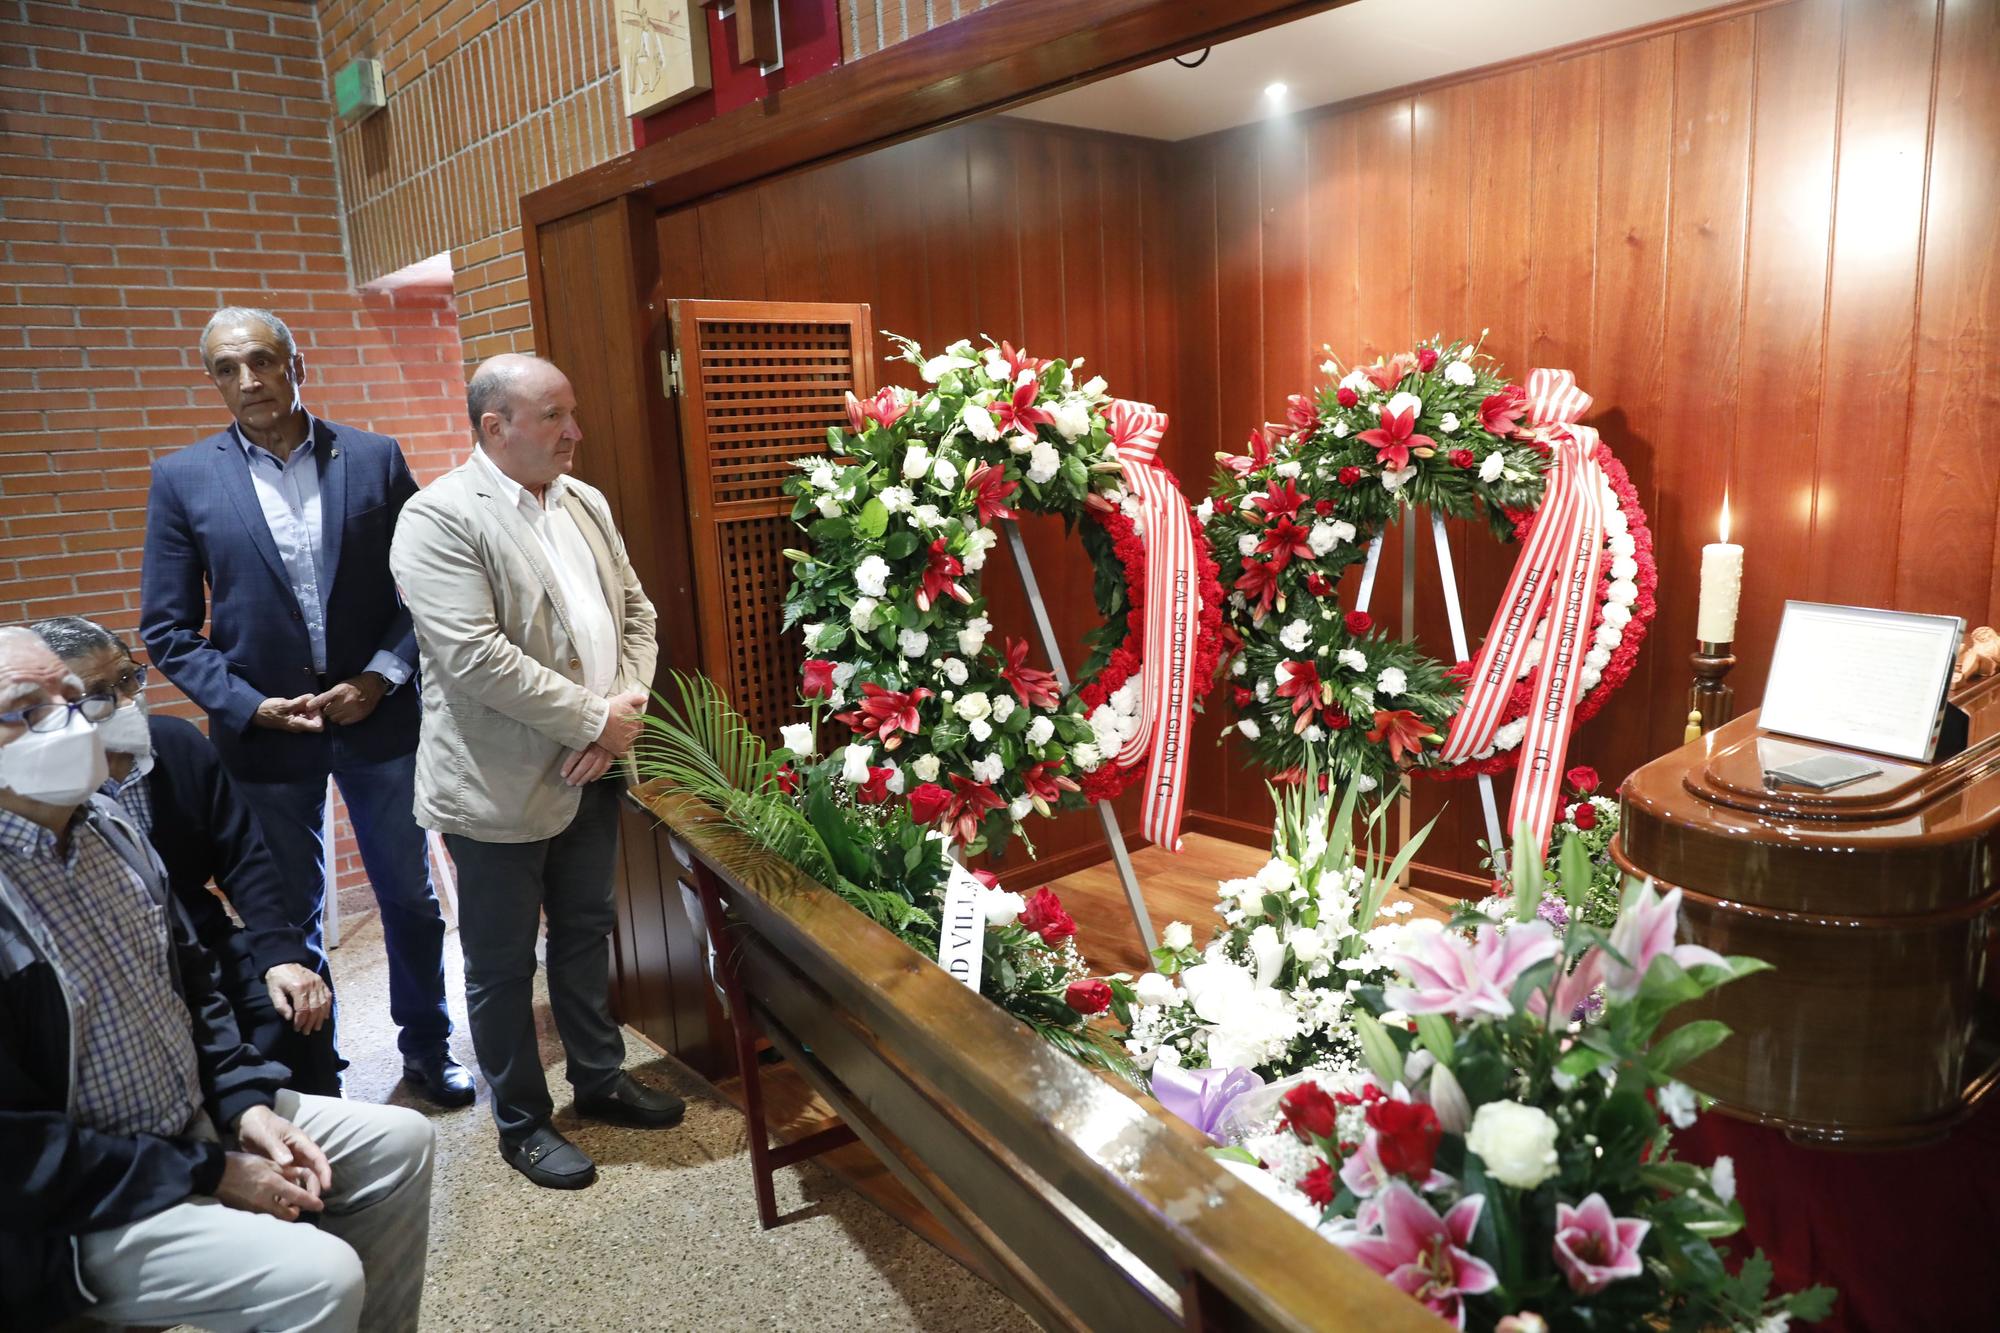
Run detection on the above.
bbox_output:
[1718,493,1732,545]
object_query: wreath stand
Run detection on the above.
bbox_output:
[1000,518,1161,956]
[1352,511,1510,877]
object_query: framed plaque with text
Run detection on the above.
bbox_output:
[1759,601,1964,763]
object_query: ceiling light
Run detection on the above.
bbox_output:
[1264,81,1288,101]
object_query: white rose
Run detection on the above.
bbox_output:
[1161,921,1194,951]
[778,723,815,756]
[981,889,1025,926]
[1071,742,1103,771]
[898,628,929,658]
[849,597,879,631]
[1376,667,1407,697]
[954,692,991,721]
[1133,972,1182,1007]
[968,718,992,741]
[1338,647,1368,673]
[1052,399,1092,441]
[957,616,992,656]
[1026,716,1054,747]
[1439,412,1460,432]
[1443,359,1477,387]
[840,744,874,784]
[816,494,842,518]
[1235,718,1262,741]
[910,753,940,782]
[902,444,932,480]
[855,555,890,598]
[1465,1100,1561,1190]
[1386,391,1423,421]
[941,656,969,686]
[1279,619,1311,652]
[931,456,959,491]
[1026,441,1061,485]
[807,461,837,490]
[990,695,1016,723]
[1479,451,1505,483]
[1236,533,1259,557]
[960,400,1000,442]
[1080,375,1107,397]
[969,753,1005,784]
[1290,929,1325,963]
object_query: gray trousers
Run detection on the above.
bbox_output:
[78,1090,434,1333]
[444,780,628,1143]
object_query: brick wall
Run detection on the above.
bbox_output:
[319,0,630,366]
[842,0,1002,59]
[0,0,469,914]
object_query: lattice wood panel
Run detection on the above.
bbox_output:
[669,301,874,741]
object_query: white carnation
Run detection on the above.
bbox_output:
[1026,441,1061,485]
[969,753,1005,785]
[960,401,1000,442]
[940,656,969,686]
[961,526,998,572]
[878,485,913,512]
[1051,399,1092,441]
[1339,369,1372,396]
[1376,667,1407,696]
[1236,533,1259,557]
[816,494,842,518]
[1026,716,1054,747]
[1279,619,1312,652]
[855,556,890,598]
[898,628,929,658]
[1195,497,1215,524]
[1236,718,1262,741]
[1338,648,1368,673]
[1071,742,1103,772]
[968,718,992,742]
[1386,391,1423,420]
[1465,1101,1561,1190]
[1380,466,1416,492]
[1308,522,1339,557]
[1332,420,1350,439]
[957,616,992,656]
[990,695,1016,723]
[1443,359,1477,387]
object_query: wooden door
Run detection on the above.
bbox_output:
[667,299,874,739]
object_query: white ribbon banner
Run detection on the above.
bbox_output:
[936,857,987,993]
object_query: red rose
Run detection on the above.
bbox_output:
[1450,448,1476,469]
[856,765,896,805]
[1571,803,1598,831]
[1280,1083,1339,1141]
[1365,1098,1442,1180]
[1416,347,1439,372]
[1324,707,1350,731]
[1300,1160,1336,1207]
[907,781,951,825]
[1305,572,1333,597]
[1315,498,1336,516]
[801,658,837,699]
[1345,612,1373,635]
[772,765,801,795]
[1338,466,1362,486]
[1336,386,1359,408]
[1566,765,1600,794]
[1064,978,1112,1015]
[1019,886,1076,944]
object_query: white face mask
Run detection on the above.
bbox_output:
[96,697,153,764]
[0,708,110,808]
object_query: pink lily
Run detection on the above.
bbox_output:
[845,386,908,433]
[1385,920,1560,1022]
[1552,1193,1649,1294]
[1528,946,1607,1025]
[1603,883,1726,999]
[1341,1183,1498,1329]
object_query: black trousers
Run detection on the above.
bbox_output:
[216,931,344,1095]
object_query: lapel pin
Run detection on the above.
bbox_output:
[330,448,340,458]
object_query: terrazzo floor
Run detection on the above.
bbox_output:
[324,905,1035,1332]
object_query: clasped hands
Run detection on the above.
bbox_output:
[216,1104,332,1222]
[561,687,649,786]
[254,672,389,733]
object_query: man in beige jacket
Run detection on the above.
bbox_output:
[390,353,680,1189]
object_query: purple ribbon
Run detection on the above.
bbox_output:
[1152,1064,1264,1144]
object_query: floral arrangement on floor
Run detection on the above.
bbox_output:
[637,672,1130,1074]
[1159,831,1834,1330]
[1202,337,1655,792]
[1477,766,1624,940]
[780,334,1223,855]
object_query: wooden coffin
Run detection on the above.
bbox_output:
[638,783,1446,1333]
[1612,677,2000,1146]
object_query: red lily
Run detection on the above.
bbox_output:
[1480,385,1527,436]
[916,537,971,612]
[1221,426,1276,477]
[966,463,1018,524]
[801,658,837,699]
[1021,759,1079,809]
[992,377,1055,439]
[1234,560,1281,621]
[1368,709,1435,765]
[1276,659,1323,732]
[1285,393,1320,436]
[1000,636,1062,710]
[1305,571,1334,597]
[998,340,1044,384]
[856,765,897,804]
[1256,516,1314,570]
[1357,405,1435,472]
[1361,353,1418,392]
[941,774,1007,845]
[834,682,933,750]
[1256,477,1306,523]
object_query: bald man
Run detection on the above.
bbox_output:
[390,355,676,1188]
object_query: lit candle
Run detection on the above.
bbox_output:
[1697,495,1744,644]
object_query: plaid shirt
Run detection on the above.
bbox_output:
[100,767,155,841]
[0,806,202,1136]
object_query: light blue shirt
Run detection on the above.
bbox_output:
[235,416,409,689]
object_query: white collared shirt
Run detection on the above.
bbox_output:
[474,447,618,696]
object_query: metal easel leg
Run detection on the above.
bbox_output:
[1430,511,1508,875]
[1001,519,1159,957]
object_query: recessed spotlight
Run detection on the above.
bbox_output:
[1264,81,1288,101]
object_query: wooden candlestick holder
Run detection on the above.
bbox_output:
[1685,640,1737,742]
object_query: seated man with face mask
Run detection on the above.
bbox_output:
[0,626,434,1332]
[29,616,340,1093]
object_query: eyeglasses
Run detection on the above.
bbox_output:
[109,663,149,699]
[0,694,119,733]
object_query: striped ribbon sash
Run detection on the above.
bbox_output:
[1437,368,1608,856]
[1106,399,1200,852]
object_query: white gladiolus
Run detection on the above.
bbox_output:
[778,723,815,757]
[901,444,932,480]
[855,555,890,597]
[1465,1101,1561,1190]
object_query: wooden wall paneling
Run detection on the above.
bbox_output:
[815,155,879,306]
[1136,141,1178,416]
[1726,0,1842,710]
[1057,134,1110,379]
[1805,0,1939,609]
[967,126,1026,343]
[1652,15,1755,757]
[1902,0,2000,625]
[698,187,772,300]
[1526,56,1601,386]
[920,132,978,344]
[1258,117,1312,428]
[868,139,931,391]
[1094,139,1144,395]
[760,170,832,301]
[657,205,707,303]
[1583,32,1677,792]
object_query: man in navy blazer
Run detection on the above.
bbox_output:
[140,306,471,1106]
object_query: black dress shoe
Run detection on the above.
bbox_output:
[402,1052,476,1108]
[502,1125,597,1189]
[574,1072,686,1129]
